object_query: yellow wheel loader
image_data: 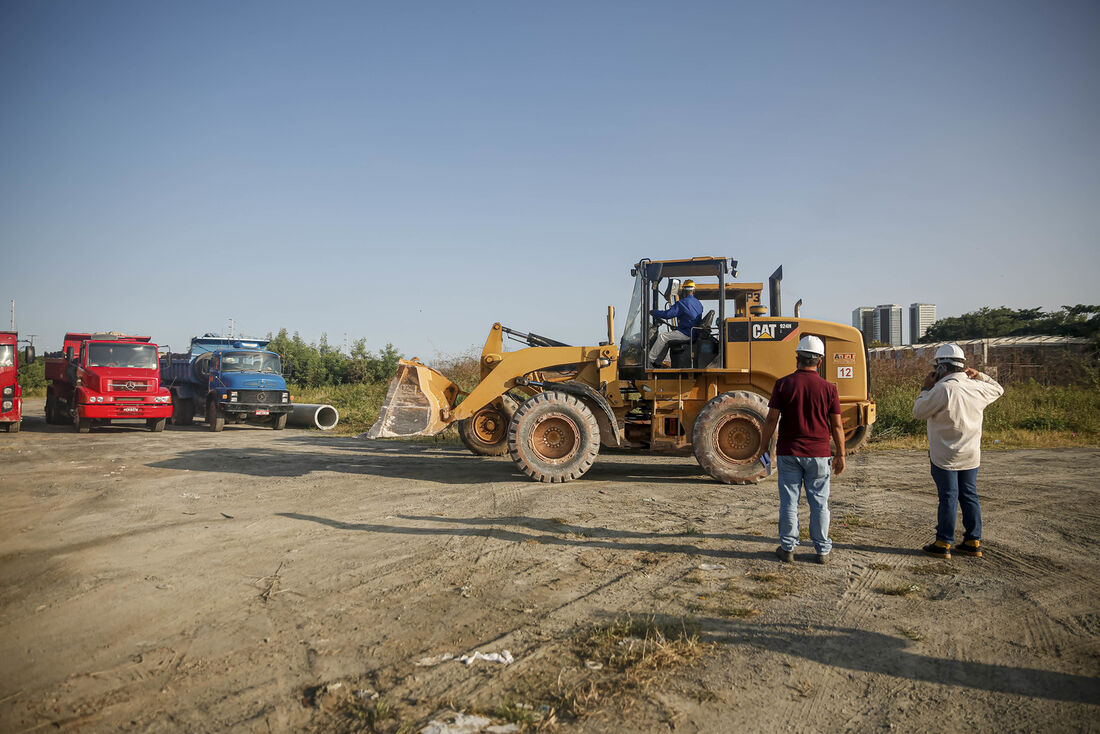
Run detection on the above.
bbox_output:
[368,257,875,484]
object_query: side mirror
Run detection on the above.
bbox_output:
[23,346,35,364]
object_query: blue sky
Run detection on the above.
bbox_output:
[2,0,1097,357]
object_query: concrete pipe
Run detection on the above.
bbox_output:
[288,403,339,431]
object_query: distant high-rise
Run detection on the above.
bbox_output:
[852,307,875,344]
[875,304,903,346]
[909,303,936,344]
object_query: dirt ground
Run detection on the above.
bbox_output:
[1,397,1098,733]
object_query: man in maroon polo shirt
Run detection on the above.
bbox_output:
[756,335,846,564]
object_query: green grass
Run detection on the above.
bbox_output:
[868,359,1100,446]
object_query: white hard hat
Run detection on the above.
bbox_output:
[796,335,825,356]
[934,343,966,366]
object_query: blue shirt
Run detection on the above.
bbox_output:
[652,295,703,337]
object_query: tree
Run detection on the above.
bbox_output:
[921,305,1099,342]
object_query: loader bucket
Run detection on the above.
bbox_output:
[366,359,462,439]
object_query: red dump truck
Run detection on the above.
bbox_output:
[45,332,173,432]
[1,330,34,433]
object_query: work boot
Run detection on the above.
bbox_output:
[921,540,951,559]
[775,546,794,563]
[813,553,828,565]
[956,539,983,558]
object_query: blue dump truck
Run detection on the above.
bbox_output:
[160,334,292,431]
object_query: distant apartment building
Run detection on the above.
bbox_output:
[852,307,875,344]
[875,304,903,346]
[909,303,936,344]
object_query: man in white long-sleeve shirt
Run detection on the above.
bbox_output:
[912,344,1003,559]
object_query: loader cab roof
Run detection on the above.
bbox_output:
[633,257,764,317]
[632,256,732,280]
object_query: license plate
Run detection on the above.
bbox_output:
[123,407,139,413]
[255,409,270,416]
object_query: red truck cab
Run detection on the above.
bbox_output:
[45,332,173,432]
[1,331,30,433]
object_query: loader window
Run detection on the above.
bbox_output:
[220,351,281,374]
[87,343,158,369]
[619,270,646,367]
[0,345,13,368]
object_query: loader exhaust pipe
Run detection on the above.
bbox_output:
[288,403,339,431]
[769,266,783,317]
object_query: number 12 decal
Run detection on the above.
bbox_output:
[837,366,854,379]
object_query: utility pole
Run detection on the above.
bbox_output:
[229,318,234,338]
[344,332,349,355]
[9,299,13,330]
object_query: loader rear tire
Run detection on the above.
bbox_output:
[693,391,774,485]
[459,395,518,456]
[840,423,871,455]
[508,391,599,483]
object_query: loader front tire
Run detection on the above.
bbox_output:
[693,391,774,485]
[459,395,518,456]
[508,391,599,483]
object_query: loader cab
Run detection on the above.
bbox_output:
[622,256,758,377]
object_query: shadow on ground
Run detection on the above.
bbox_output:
[705,619,1100,705]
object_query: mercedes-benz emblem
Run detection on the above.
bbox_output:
[126,381,136,390]
[256,391,267,401]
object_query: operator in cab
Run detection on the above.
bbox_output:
[648,279,703,368]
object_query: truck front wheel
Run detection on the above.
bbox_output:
[73,410,91,433]
[147,417,166,432]
[206,401,225,432]
[272,413,287,430]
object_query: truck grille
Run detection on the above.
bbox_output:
[115,397,144,403]
[109,380,152,392]
[234,389,284,405]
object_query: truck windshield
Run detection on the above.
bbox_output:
[87,343,158,369]
[220,351,281,374]
[0,345,13,368]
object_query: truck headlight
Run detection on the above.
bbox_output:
[1,386,12,397]
[281,392,289,403]
[229,391,238,403]
[2,400,12,411]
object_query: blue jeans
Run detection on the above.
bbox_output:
[777,455,832,554]
[930,462,981,544]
